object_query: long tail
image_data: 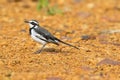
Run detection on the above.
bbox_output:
[56,38,80,50]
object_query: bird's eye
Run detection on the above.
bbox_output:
[31,22,37,25]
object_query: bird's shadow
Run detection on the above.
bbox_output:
[34,48,70,54]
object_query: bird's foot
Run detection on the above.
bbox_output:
[34,49,42,54]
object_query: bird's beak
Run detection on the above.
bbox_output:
[24,20,29,23]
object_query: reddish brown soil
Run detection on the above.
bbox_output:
[0,0,120,80]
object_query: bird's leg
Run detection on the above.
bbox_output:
[34,44,46,54]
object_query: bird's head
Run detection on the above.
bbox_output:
[25,20,39,28]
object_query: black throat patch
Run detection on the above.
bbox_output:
[29,25,35,35]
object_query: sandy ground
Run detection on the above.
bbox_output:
[0,0,120,80]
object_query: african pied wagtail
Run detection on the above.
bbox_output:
[25,20,79,53]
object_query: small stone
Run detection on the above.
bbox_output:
[81,35,96,40]
[81,35,90,40]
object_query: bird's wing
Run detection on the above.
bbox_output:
[34,26,79,49]
[34,26,59,45]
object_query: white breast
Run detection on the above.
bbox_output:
[31,29,46,45]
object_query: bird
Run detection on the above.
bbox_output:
[25,19,79,53]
